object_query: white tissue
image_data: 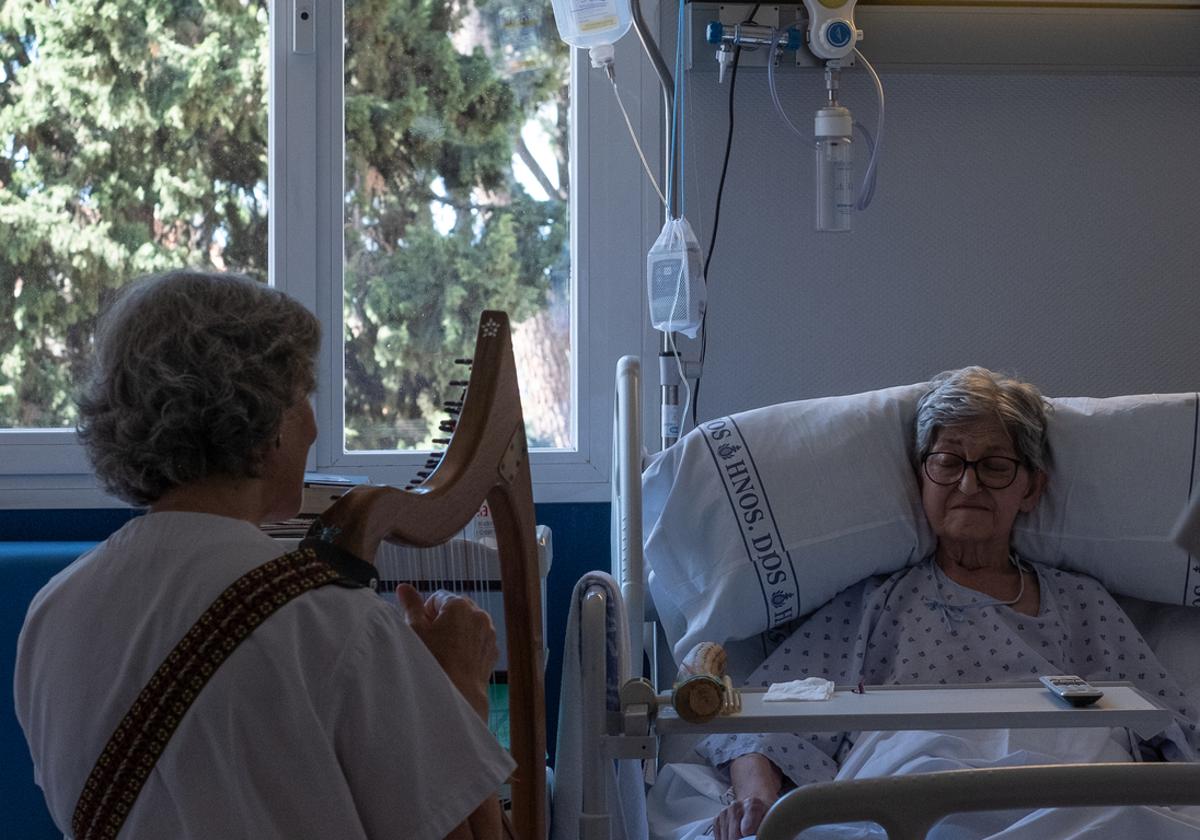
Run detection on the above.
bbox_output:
[762,677,835,702]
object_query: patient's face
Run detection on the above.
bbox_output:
[921,422,1044,550]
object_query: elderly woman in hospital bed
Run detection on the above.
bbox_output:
[663,367,1200,840]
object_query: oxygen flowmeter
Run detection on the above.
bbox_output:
[705,0,880,234]
[801,0,860,60]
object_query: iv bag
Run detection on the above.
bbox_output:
[646,217,705,337]
[549,0,632,50]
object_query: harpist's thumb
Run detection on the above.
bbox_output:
[396,583,429,628]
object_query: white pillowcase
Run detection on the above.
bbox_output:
[1012,394,1200,606]
[643,386,1200,661]
[644,384,935,659]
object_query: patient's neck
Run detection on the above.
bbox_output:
[935,541,1040,616]
[936,541,1011,574]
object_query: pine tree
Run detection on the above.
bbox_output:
[0,0,568,447]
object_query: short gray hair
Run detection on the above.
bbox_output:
[76,270,321,506]
[914,366,1052,473]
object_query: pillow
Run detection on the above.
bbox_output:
[1114,594,1200,702]
[1011,394,1200,606]
[643,386,1200,661]
[643,383,935,659]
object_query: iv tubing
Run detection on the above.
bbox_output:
[667,328,693,436]
[666,0,688,220]
[627,0,684,449]
[627,0,675,218]
[606,66,668,207]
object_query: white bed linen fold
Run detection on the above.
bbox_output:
[647,727,1200,840]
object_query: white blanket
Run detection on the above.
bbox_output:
[647,728,1200,839]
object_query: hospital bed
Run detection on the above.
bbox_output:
[558,356,1200,840]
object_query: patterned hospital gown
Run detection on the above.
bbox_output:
[696,555,1200,787]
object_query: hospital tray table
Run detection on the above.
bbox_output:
[655,682,1170,739]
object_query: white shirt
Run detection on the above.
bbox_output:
[14,512,515,840]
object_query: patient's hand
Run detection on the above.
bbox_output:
[714,795,772,840]
[397,585,498,720]
[715,752,784,839]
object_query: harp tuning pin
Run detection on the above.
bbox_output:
[449,380,469,388]
[454,358,473,366]
[439,421,456,433]
[432,438,451,445]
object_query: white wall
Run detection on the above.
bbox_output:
[664,60,1200,421]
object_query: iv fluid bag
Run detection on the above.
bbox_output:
[549,0,632,49]
[647,217,705,337]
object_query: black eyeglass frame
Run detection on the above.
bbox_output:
[921,451,1024,490]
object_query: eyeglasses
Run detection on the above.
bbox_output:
[922,452,1022,490]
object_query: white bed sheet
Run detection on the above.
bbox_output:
[647,727,1200,840]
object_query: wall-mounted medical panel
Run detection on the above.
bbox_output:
[688,1,1200,73]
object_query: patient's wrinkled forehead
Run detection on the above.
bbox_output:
[932,421,1017,457]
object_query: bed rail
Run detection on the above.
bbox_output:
[612,355,645,670]
[757,762,1200,840]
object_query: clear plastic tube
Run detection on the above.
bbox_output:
[767,28,806,141]
[605,66,667,207]
[853,47,885,211]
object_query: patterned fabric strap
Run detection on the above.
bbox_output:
[71,547,358,840]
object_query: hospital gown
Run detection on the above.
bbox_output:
[669,556,1200,839]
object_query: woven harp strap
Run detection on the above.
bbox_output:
[71,546,362,840]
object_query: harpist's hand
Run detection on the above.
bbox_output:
[713,796,772,840]
[397,585,498,720]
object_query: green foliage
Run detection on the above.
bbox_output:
[0,0,569,448]
[342,0,569,449]
[0,0,269,427]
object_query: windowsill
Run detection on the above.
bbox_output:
[0,469,611,510]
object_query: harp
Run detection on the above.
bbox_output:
[360,310,546,839]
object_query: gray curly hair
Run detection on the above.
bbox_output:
[76,270,321,506]
[914,366,1052,473]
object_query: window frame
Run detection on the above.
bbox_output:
[0,0,659,508]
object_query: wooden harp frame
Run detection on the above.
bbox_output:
[360,311,546,839]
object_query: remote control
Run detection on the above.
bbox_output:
[1039,675,1104,707]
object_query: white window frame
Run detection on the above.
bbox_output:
[0,0,660,508]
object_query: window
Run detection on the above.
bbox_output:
[339,0,571,454]
[0,0,650,506]
[0,0,270,484]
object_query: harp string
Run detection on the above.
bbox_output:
[374,314,543,836]
[395,359,507,750]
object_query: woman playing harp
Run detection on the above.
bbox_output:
[14,270,539,840]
